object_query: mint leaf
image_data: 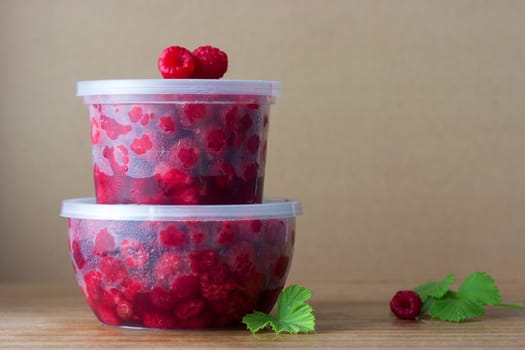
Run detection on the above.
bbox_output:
[414,273,454,302]
[429,291,485,322]
[458,272,501,306]
[242,285,315,334]
[242,311,275,333]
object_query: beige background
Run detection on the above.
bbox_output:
[1,0,524,286]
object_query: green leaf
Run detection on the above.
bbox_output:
[414,273,455,302]
[242,285,315,334]
[458,272,501,306]
[429,291,485,322]
[242,311,275,334]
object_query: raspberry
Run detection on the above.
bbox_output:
[215,221,235,246]
[121,278,145,301]
[116,299,134,320]
[150,285,178,309]
[71,240,86,270]
[84,270,103,302]
[158,46,195,79]
[205,128,227,153]
[273,255,290,279]
[389,290,422,320]
[142,311,176,329]
[175,298,205,320]
[90,117,100,144]
[155,165,193,194]
[171,274,201,300]
[199,263,236,301]
[190,249,218,273]
[192,45,228,79]
[95,305,120,325]
[120,239,149,269]
[100,114,132,140]
[153,252,183,284]
[159,115,177,133]
[93,228,115,256]
[226,242,256,278]
[128,106,143,123]
[159,225,187,248]
[99,256,128,284]
[130,134,153,155]
[181,104,207,127]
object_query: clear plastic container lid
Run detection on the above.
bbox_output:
[77,79,280,97]
[61,197,302,221]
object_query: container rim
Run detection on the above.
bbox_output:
[61,197,302,221]
[77,79,281,97]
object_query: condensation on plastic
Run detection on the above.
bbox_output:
[77,79,280,104]
[61,197,302,221]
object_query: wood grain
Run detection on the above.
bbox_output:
[0,281,524,349]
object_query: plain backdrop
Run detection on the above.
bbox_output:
[1,0,525,286]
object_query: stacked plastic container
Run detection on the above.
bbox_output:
[60,79,302,329]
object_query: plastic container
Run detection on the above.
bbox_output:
[61,197,301,329]
[77,79,281,205]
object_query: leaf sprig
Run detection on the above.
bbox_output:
[414,272,522,322]
[242,285,316,334]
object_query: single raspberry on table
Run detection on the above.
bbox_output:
[192,45,228,79]
[158,46,195,79]
[389,290,422,320]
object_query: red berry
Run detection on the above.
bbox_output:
[99,256,128,284]
[100,114,132,140]
[175,298,206,320]
[71,240,86,270]
[158,46,195,79]
[150,285,178,309]
[205,128,227,153]
[190,249,219,273]
[171,274,201,300]
[226,242,256,278]
[153,252,182,284]
[245,134,260,154]
[390,290,422,320]
[192,45,228,79]
[199,263,236,301]
[120,239,149,268]
[142,311,176,329]
[159,225,187,248]
[93,228,115,256]
[130,134,153,155]
[128,106,143,123]
[159,115,177,132]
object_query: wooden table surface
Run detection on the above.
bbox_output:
[1,281,524,349]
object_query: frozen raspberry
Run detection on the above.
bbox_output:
[155,165,194,194]
[120,239,149,268]
[99,256,128,284]
[175,298,205,320]
[245,134,260,154]
[190,249,218,273]
[95,305,120,325]
[130,134,153,155]
[173,185,201,204]
[213,162,236,194]
[116,299,134,320]
[101,287,124,308]
[142,311,176,329]
[128,106,143,123]
[90,118,100,144]
[239,113,253,131]
[93,228,115,256]
[215,221,235,246]
[239,272,265,298]
[170,138,200,168]
[171,274,201,300]
[199,263,236,301]
[121,278,145,301]
[191,232,205,245]
[150,285,178,309]
[210,292,254,326]
[100,114,132,140]
[71,240,86,270]
[205,128,227,153]
[158,46,195,79]
[159,115,177,133]
[389,290,422,320]
[192,45,228,79]
[182,104,207,127]
[159,225,187,248]
[153,252,183,284]
[84,270,103,302]
[226,242,256,278]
